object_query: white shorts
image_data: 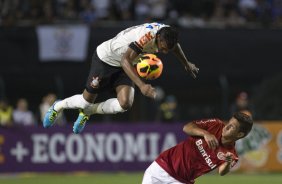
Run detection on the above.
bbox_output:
[142,161,185,184]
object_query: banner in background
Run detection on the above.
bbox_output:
[234,122,282,172]
[0,124,185,172]
[36,25,89,62]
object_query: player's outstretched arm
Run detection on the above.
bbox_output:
[172,43,199,79]
[218,152,234,176]
[183,122,209,137]
[218,162,232,176]
[183,122,219,150]
[121,48,156,99]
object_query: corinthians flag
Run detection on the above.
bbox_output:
[36,25,89,62]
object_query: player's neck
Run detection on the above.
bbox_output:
[221,137,235,147]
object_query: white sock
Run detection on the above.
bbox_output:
[54,94,92,112]
[84,98,126,115]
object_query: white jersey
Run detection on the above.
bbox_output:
[96,22,169,67]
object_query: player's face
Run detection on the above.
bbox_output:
[157,37,170,54]
[222,118,242,140]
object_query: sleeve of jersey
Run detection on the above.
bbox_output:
[129,41,143,55]
[194,119,220,130]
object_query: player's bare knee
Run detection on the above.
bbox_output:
[118,99,133,111]
[120,101,132,111]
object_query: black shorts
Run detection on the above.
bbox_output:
[85,51,134,94]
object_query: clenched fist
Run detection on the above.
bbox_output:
[140,84,156,99]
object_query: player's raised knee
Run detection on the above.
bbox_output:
[119,99,133,111]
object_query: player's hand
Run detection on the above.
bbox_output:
[224,152,235,163]
[185,63,199,79]
[204,133,219,150]
[140,84,156,99]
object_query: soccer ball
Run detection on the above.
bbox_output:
[136,54,163,80]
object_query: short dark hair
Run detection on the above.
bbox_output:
[233,112,253,137]
[157,27,178,49]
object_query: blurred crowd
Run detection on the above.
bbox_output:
[0,90,254,127]
[0,93,66,127]
[0,91,181,127]
[1,0,282,28]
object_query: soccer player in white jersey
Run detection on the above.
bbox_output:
[43,22,199,133]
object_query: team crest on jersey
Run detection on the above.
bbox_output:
[217,152,226,161]
[90,76,100,89]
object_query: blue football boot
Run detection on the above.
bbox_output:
[73,110,89,134]
[43,101,60,128]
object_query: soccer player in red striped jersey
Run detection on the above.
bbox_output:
[142,112,253,184]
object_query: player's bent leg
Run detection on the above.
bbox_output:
[54,93,96,111]
[43,100,60,128]
[73,90,97,134]
[103,85,134,113]
[84,85,134,115]
[84,98,125,115]
[116,85,135,110]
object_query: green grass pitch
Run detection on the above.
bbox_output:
[0,172,281,184]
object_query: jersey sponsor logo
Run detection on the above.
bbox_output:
[138,32,154,48]
[195,139,217,169]
[90,76,100,89]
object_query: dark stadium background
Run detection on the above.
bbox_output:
[0,27,281,122]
